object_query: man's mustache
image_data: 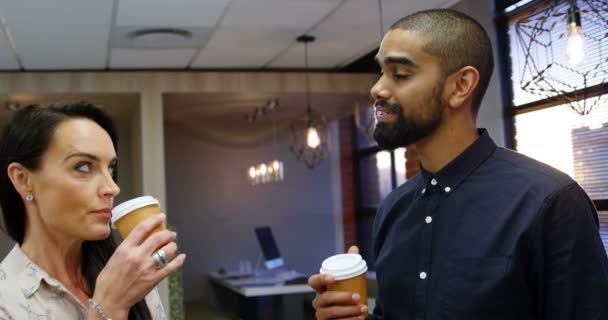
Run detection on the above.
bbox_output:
[374,100,402,114]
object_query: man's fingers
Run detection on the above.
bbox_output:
[308,274,335,293]
[347,246,359,254]
[315,304,368,320]
[313,291,361,310]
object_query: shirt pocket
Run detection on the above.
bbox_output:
[440,256,529,320]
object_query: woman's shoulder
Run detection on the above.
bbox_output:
[0,245,23,290]
[0,255,25,320]
[0,245,33,317]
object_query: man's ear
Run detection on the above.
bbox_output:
[446,66,480,110]
[7,162,33,200]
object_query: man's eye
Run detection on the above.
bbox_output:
[394,74,409,80]
[75,162,91,173]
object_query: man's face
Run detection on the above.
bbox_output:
[371,29,447,149]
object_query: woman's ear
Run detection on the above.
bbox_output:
[446,66,480,110]
[7,162,33,200]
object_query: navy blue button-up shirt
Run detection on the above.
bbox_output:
[371,129,608,320]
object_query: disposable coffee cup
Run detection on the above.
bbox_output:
[320,253,368,308]
[111,196,164,239]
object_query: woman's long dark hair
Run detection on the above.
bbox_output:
[0,102,151,320]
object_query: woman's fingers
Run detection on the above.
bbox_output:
[160,242,178,261]
[122,214,166,246]
[156,253,187,279]
[147,242,178,269]
[141,229,176,255]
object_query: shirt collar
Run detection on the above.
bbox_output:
[8,245,64,298]
[419,129,496,193]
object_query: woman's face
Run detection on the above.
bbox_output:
[28,118,120,241]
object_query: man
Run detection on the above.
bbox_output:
[309,9,608,320]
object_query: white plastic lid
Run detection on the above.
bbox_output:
[320,253,368,281]
[111,196,159,225]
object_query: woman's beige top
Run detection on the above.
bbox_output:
[0,244,167,319]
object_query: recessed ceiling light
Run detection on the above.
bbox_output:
[128,28,192,49]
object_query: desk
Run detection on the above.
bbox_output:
[208,272,314,320]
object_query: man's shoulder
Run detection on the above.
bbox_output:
[489,147,575,190]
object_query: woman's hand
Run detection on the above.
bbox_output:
[90,214,186,319]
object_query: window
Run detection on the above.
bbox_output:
[354,109,407,269]
[497,0,608,252]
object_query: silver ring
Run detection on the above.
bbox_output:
[152,249,167,269]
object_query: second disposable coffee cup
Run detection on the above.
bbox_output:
[111,196,164,239]
[320,253,368,308]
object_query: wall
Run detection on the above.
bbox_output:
[164,122,342,303]
[452,0,506,146]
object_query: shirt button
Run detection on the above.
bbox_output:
[419,272,427,279]
[444,186,451,193]
[431,179,437,185]
[421,188,426,194]
[425,216,432,224]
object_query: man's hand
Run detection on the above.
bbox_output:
[308,246,368,320]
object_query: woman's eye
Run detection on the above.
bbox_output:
[108,166,116,177]
[75,162,91,173]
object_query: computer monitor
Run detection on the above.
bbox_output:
[254,226,284,270]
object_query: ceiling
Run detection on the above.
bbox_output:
[0,0,458,71]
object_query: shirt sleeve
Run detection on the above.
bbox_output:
[145,287,167,320]
[540,183,608,320]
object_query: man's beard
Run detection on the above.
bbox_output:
[373,83,445,150]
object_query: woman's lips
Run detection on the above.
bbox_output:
[92,208,112,219]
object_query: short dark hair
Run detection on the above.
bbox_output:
[390,9,494,116]
[0,102,152,319]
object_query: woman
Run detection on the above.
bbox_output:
[0,102,186,319]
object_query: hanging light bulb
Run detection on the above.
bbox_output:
[567,27,585,66]
[566,0,585,66]
[288,35,331,169]
[306,126,321,148]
